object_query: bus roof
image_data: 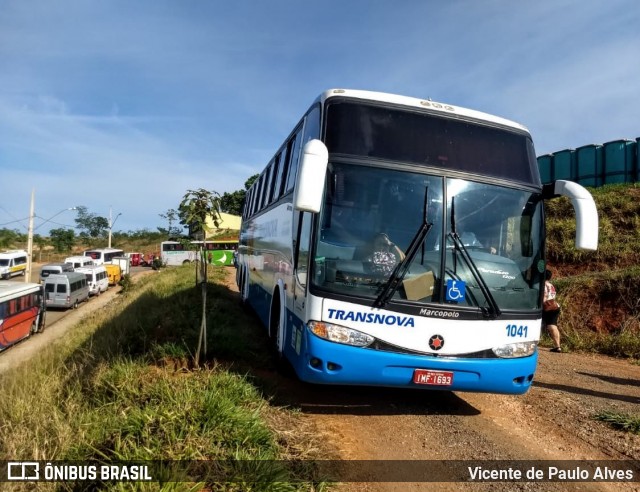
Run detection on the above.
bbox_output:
[318,89,530,134]
[84,248,124,252]
[0,281,41,300]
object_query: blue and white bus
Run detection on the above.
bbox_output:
[237,89,598,395]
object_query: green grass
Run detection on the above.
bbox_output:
[544,267,640,358]
[594,411,640,435]
[544,183,640,358]
[0,266,329,491]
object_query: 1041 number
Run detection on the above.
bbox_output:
[506,324,528,337]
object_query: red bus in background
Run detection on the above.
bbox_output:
[0,282,46,351]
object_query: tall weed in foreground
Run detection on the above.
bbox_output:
[0,266,328,491]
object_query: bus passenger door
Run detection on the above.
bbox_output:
[292,212,313,349]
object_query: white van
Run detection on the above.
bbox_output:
[64,256,94,269]
[75,265,109,296]
[44,272,89,309]
[39,262,74,283]
[0,250,28,279]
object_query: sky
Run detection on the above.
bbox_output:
[1,0,639,235]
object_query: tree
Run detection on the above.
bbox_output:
[49,228,75,253]
[75,206,109,240]
[0,228,23,249]
[158,208,182,238]
[33,234,50,262]
[179,188,222,367]
[219,174,259,216]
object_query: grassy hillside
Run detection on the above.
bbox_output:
[0,267,329,490]
[544,183,640,357]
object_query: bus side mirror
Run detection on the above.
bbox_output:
[543,180,599,251]
[293,139,329,213]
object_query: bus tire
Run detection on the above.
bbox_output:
[73,300,79,309]
[269,292,280,346]
[239,267,249,306]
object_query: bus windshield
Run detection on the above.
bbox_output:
[312,162,544,312]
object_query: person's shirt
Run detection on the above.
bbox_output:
[544,281,557,301]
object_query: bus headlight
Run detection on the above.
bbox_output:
[308,321,374,347]
[492,341,538,358]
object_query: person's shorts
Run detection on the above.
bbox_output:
[542,308,560,325]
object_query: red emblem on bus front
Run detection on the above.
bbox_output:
[429,335,444,350]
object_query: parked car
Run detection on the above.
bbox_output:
[39,262,74,283]
[126,252,143,267]
[104,263,122,286]
[0,250,28,279]
[44,272,89,309]
[64,255,94,269]
[75,265,109,296]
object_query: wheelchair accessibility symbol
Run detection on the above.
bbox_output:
[446,280,466,303]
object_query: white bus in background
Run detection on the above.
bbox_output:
[160,240,238,267]
[160,241,197,266]
[83,248,125,266]
[237,88,598,395]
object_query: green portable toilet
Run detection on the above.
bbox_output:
[552,149,575,181]
[636,138,640,182]
[603,139,635,184]
[575,144,603,187]
[537,154,553,184]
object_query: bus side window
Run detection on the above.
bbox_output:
[285,125,304,194]
[268,154,280,204]
[243,188,252,218]
[302,105,321,145]
[276,145,290,199]
[255,174,265,213]
[295,212,313,288]
[262,163,273,209]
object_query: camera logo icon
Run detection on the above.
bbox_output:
[7,462,39,481]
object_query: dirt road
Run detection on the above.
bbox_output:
[221,270,640,491]
[3,268,638,491]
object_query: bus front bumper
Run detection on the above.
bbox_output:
[292,333,538,395]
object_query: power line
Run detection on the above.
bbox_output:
[0,217,30,227]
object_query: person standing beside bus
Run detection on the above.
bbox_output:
[543,269,562,353]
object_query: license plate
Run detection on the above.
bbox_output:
[413,369,454,386]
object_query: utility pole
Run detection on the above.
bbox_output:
[108,207,122,248]
[25,189,35,283]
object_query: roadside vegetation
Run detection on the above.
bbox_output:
[0,266,329,491]
[543,182,640,359]
[594,411,640,435]
[545,183,640,434]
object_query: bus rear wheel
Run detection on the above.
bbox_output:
[269,295,280,345]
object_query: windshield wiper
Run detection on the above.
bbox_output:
[375,188,433,308]
[448,197,501,318]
